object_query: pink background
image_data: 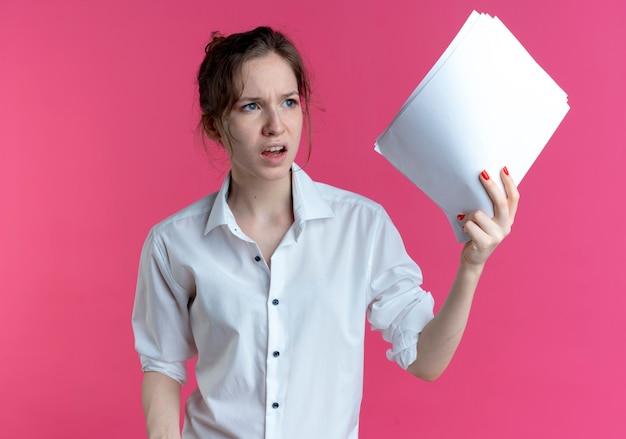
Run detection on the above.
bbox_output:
[2,0,625,437]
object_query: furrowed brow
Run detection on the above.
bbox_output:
[237,91,299,103]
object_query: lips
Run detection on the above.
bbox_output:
[262,145,286,156]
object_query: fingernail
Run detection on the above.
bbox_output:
[457,214,466,221]
[503,166,509,176]
[481,170,490,180]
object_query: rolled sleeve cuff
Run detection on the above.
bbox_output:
[384,293,435,370]
[139,354,188,385]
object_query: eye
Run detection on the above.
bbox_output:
[283,98,299,108]
[242,102,259,111]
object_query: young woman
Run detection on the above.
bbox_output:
[132,27,519,439]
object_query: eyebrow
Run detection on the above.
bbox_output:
[237,91,299,102]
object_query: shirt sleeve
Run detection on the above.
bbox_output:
[366,209,435,370]
[132,229,197,384]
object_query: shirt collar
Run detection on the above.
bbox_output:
[204,163,334,237]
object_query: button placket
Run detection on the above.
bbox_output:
[264,250,289,437]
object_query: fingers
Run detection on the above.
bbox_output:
[456,167,520,266]
[478,169,507,225]
[478,167,519,228]
[500,167,520,223]
[462,210,505,246]
[459,212,501,266]
[457,167,520,240]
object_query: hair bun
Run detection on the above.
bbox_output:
[205,31,226,54]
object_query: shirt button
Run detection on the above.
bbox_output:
[273,351,280,357]
[254,255,261,262]
[272,299,279,306]
[272,402,279,409]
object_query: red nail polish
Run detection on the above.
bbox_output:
[481,170,490,180]
[457,214,465,221]
[503,166,509,176]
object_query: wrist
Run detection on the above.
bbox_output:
[458,259,485,278]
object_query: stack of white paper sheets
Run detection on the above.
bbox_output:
[375,10,570,242]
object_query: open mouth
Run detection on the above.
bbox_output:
[262,145,286,157]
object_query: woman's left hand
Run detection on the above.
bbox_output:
[458,167,520,267]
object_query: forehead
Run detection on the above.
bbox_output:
[237,52,298,95]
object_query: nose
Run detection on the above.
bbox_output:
[262,108,285,137]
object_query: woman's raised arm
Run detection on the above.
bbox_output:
[408,167,519,380]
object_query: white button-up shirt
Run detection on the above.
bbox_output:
[132,165,435,439]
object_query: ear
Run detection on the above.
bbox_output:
[203,116,223,142]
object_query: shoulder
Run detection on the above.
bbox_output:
[314,181,387,218]
[149,192,219,239]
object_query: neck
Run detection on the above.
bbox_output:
[227,172,293,220]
